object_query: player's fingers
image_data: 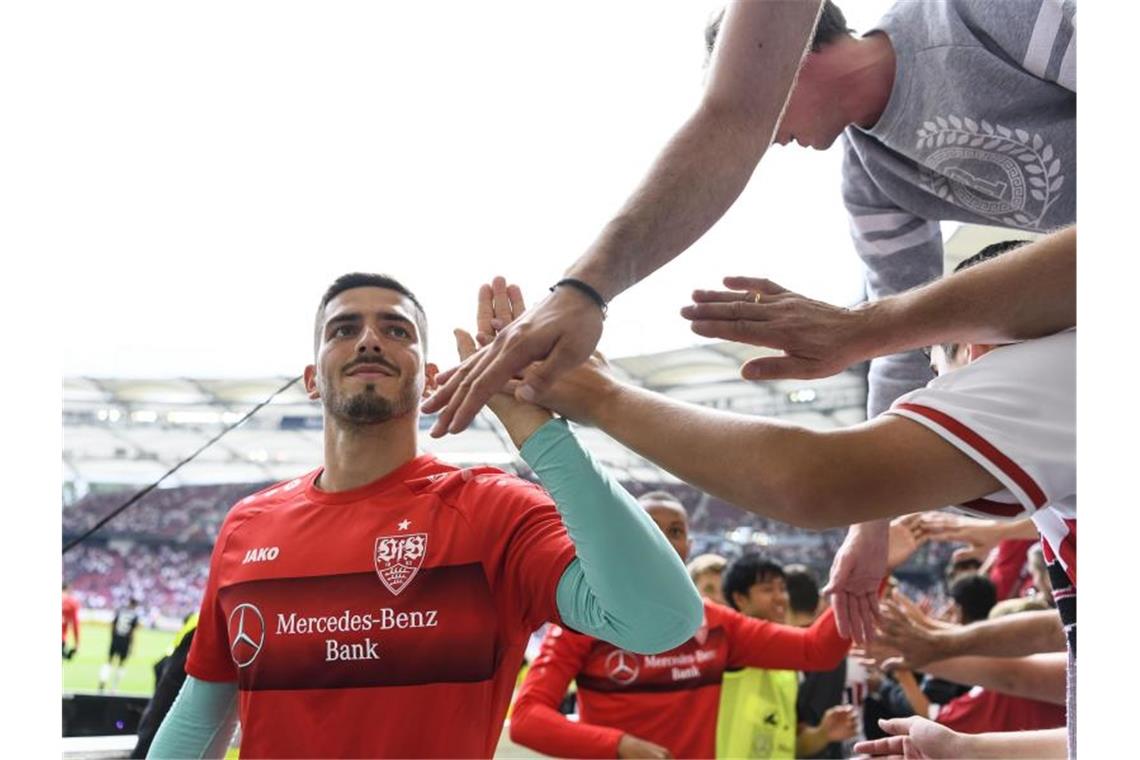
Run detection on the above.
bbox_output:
[454,329,478,361]
[492,276,511,325]
[428,339,503,433]
[477,283,495,344]
[445,347,521,434]
[740,355,820,381]
[722,276,790,296]
[507,283,527,318]
[422,352,480,416]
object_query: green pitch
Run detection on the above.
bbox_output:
[62,621,173,696]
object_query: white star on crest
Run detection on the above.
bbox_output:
[397,519,411,531]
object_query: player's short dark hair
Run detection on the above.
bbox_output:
[939,239,1032,360]
[314,273,429,355]
[705,1,852,63]
[722,553,786,612]
[783,564,820,615]
[949,572,997,624]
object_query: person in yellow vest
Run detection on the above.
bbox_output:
[717,555,799,759]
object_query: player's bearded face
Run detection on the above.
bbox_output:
[321,361,420,426]
[307,287,428,427]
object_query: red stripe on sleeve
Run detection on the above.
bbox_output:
[895,403,1047,509]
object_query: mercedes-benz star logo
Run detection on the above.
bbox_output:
[227,603,265,668]
[604,649,640,685]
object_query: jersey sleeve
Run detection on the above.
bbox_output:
[723,606,849,672]
[842,136,945,415]
[509,626,625,759]
[952,0,1076,92]
[885,331,1075,518]
[185,509,242,683]
[468,474,578,634]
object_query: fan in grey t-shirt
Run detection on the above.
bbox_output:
[707,0,1075,416]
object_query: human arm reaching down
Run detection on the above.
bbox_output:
[680,226,1075,382]
[423,0,826,435]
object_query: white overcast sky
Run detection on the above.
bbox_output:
[26,0,903,379]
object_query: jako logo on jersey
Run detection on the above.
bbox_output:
[242,546,280,564]
[228,603,266,668]
[374,533,427,595]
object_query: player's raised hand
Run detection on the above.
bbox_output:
[424,283,604,437]
[680,276,873,381]
[822,520,889,644]
[453,278,552,448]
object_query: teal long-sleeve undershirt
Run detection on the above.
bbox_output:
[149,419,701,758]
[521,418,702,653]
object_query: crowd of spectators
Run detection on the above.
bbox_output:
[63,542,211,621]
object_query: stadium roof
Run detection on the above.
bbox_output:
[64,340,866,495]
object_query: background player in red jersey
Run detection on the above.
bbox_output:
[148,274,701,759]
[62,581,80,660]
[509,492,851,759]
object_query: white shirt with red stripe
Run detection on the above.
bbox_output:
[885,330,1075,586]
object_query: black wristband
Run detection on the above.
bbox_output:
[550,277,608,318]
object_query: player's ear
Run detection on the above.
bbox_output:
[422,363,440,396]
[303,364,320,400]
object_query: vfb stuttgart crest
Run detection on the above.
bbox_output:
[374,533,427,595]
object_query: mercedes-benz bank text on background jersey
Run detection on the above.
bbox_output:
[512,598,848,758]
[185,454,576,758]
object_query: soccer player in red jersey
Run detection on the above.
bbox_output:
[509,492,850,759]
[62,582,80,660]
[148,274,702,758]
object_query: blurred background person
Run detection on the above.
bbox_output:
[99,595,142,693]
[688,553,728,607]
[62,581,80,661]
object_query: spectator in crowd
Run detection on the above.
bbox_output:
[100,596,143,693]
[917,513,1040,600]
[687,553,728,607]
[149,273,703,759]
[510,492,850,759]
[888,574,998,715]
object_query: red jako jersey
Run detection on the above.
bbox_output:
[187,455,576,758]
